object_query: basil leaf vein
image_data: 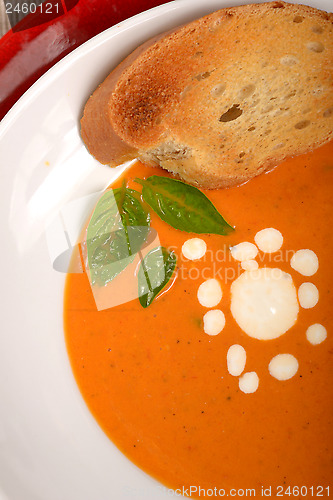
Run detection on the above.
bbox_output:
[136,176,234,235]
[86,185,150,286]
[138,247,177,308]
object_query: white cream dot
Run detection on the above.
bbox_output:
[230,268,299,340]
[197,279,222,308]
[227,344,246,376]
[241,259,259,271]
[230,242,258,262]
[239,372,259,393]
[269,354,299,381]
[182,238,207,260]
[203,309,225,336]
[254,228,283,253]
[306,323,327,345]
[298,282,319,309]
[290,249,319,276]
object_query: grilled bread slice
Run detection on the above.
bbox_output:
[81,1,333,188]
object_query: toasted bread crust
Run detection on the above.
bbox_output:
[81,1,333,188]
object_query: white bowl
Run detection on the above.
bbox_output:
[0,0,331,498]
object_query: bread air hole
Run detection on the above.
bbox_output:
[295,120,311,129]
[285,90,297,100]
[324,108,333,118]
[211,83,226,97]
[312,25,324,34]
[219,104,243,122]
[280,55,299,66]
[250,99,260,108]
[195,71,213,81]
[238,84,256,100]
[307,41,325,53]
[293,16,304,23]
[261,104,274,114]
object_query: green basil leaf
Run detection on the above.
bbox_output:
[86,186,150,286]
[138,247,177,308]
[136,176,234,235]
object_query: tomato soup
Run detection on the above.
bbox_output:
[64,142,333,497]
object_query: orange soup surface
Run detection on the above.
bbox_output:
[64,142,333,498]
